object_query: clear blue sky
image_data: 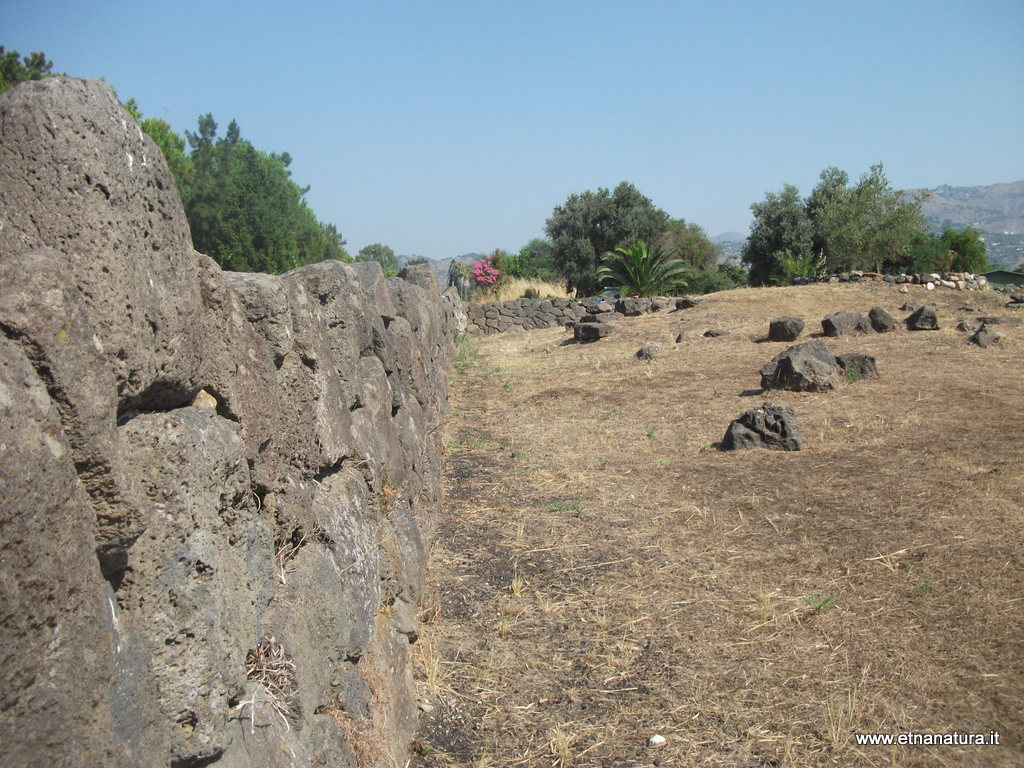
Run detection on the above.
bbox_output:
[7,0,1024,260]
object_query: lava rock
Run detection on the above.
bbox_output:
[721,403,803,451]
[636,341,666,360]
[836,353,879,382]
[868,306,897,333]
[760,339,841,392]
[906,305,940,330]
[574,322,612,342]
[768,316,805,342]
[822,310,872,336]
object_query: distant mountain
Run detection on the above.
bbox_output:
[712,231,746,243]
[911,180,1024,235]
[906,180,1024,268]
[403,252,481,285]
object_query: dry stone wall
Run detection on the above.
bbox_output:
[463,295,677,335]
[464,296,586,334]
[0,77,461,768]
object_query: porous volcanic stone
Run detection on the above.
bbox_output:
[636,341,665,360]
[971,325,1002,347]
[721,403,802,451]
[675,297,702,309]
[574,322,612,342]
[760,339,841,392]
[906,305,940,330]
[768,316,804,342]
[868,306,897,333]
[822,310,872,336]
[836,353,879,382]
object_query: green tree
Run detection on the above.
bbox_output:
[940,226,988,273]
[357,243,399,275]
[596,240,689,297]
[545,181,670,295]
[0,47,53,93]
[183,114,345,273]
[656,218,721,270]
[806,165,926,273]
[742,184,813,285]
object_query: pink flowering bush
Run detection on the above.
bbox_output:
[471,256,500,291]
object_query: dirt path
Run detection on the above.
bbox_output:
[411,284,1024,768]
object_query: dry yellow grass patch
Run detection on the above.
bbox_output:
[490,277,572,303]
[414,282,1024,767]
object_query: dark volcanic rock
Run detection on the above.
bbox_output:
[721,403,802,451]
[768,316,805,342]
[836,353,879,382]
[575,322,612,342]
[906,305,940,330]
[868,306,897,333]
[760,339,841,392]
[822,310,872,336]
[971,325,1002,347]
[616,297,647,316]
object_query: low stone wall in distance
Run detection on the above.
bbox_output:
[464,295,686,335]
[464,297,587,334]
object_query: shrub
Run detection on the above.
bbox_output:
[596,240,689,297]
[471,255,500,292]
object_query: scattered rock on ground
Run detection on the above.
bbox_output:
[574,322,612,342]
[702,329,729,337]
[868,306,897,333]
[971,325,1002,347]
[822,310,872,336]
[977,315,1022,327]
[905,305,940,330]
[760,339,841,392]
[836,353,879,382]
[675,297,702,309]
[721,403,803,451]
[768,316,804,342]
[636,341,666,360]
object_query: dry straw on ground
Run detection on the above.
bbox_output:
[413,282,1023,768]
[490,278,573,303]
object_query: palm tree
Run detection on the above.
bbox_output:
[596,240,689,297]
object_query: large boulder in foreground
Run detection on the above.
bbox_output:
[760,339,842,392]
[721,403,802,451]
[0,77,456,768]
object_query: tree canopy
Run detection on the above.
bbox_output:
[742,184,813,285]
[743,165,930,284]
[0,47,54,94]
[545,182,670,295]
[356,243,399,275]
[177,114,348,273]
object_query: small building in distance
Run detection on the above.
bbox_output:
[981,269,1024,287]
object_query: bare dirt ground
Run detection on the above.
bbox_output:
[411,282,1023,768]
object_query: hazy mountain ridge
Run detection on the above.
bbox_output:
[911,180,1024,235]
[910,180,1024,269]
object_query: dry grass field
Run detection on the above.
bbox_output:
[411,282,1023,768]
